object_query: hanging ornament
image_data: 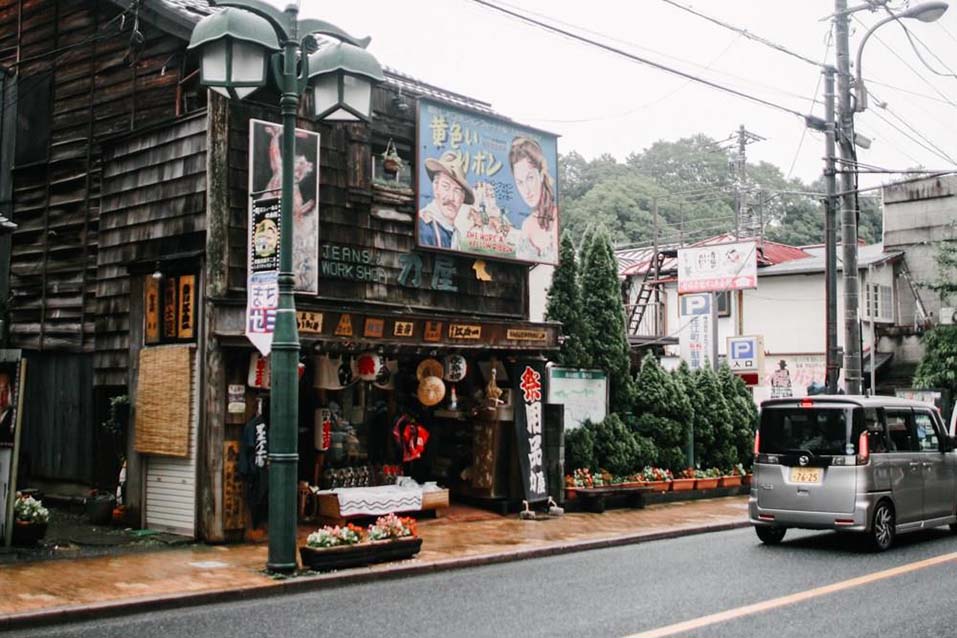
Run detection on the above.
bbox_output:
[416,357,443,381]
[443,354,468,382]
[417,376,446,407]
[381,138,404,175]
[356,351,384,382]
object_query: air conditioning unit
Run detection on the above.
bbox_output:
[940,307,956,325]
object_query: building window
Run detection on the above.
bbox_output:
[371,140,413,189]
[865,283,893,323]
[716,290,731,317]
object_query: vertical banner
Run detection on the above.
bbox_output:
[513,362,548,503]
[177,274,196,340]
[246,197,281,356]
[1,350,23,547]
[678,293,717,370]
[248,119,320,293]
[144,276,161,344]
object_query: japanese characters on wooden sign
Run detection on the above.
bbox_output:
[145,276,161,344]
[506,328,547,342]
[163,277,178,339]
[223,440,245,531]
[449,323,481,340]
[296,311,323,334]
[177,275,196,340]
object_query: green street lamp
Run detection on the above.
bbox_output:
[188,0,382,573]
[309,41,385,121]
[854,1,949,112]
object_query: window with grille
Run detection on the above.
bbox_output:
[865,283,893,322]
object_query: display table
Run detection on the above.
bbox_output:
[312,485,450,525]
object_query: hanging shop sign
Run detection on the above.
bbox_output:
[249,119,319,293]
[227,384,246,415]
[145,276,161,344]
[547,367,608,430]
[678,293,718,371]
[393,321,415,338]
[296,311,323,335]
[177,275,196,340]
[246,196,281,356]
[506,328,547,343]
[163,277,178,339]
[677,240,757,293]
[363,318,385,339]
[513,362,548,502]
[416,99,560,265]
[248,352,271,389]
[448,323,481,340]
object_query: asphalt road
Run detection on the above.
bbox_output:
[11,525,957,638]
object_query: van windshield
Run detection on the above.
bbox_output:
[759,406,853,456]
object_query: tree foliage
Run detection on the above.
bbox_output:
[914,326,957,396]
[718,364,759,469]
[633,353,692,472]
[545,231,589,368]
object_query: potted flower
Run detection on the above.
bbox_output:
[641,466,672,492]
[719,463,745,488]
[12,494,49,546]
[299,515,422,572]
[694,468,721,490]
[672,468,696,492]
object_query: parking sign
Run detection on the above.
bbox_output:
[727,335,764,374]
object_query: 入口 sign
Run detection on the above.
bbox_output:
[727,335,764,375]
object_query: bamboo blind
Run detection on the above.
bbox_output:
[135,345,193,457]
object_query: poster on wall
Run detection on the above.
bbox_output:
[764,354,829,399]
[677,240,757,293]
[547,367,608,430]
[416,99,559,265]
[512,362,549,503]
[246,197,281,356]
[248,119,320,293]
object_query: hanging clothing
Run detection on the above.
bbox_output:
[238,415,269,529]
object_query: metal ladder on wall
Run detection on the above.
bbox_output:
[627,251,666,335]
[898,263,929,326]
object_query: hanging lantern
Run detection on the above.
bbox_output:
[443,354,468,382]
[356,351,384,382]
[416,357,443,381]
[417,376,446,407]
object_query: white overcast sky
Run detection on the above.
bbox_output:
[303,0,957,188]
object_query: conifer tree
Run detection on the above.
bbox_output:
[633,353,691,472]
[579,225,635,413]
[693,365,733,469]
[545,231,589,368]
[718,364,759,469]
[672,360,699,467]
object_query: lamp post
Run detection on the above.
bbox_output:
[832,0,947,396]
[188,0,383,572]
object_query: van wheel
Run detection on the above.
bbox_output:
[755,526,786,545]
[869,502,895,552]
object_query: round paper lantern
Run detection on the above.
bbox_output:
[416,357,443,381]
[355,351,384,382]
[417,376,446,407]
[443,354,467,382]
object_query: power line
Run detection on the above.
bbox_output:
[864,106,957,166]
[658,0,824,68]
[884,5,957,80]
[868,89,957,165]
[468,0,810,121]
[788,30,834,179]
[865,77,957,108]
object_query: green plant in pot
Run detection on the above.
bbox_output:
[12,493,49,546]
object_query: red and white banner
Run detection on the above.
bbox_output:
[677,240,757,293]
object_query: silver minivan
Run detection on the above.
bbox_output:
[749,396,957,551]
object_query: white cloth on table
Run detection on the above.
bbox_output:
[319,485,424,517]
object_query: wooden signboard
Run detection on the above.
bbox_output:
[178,274,196,340]
[223,440,245,531]
[145,277,161,344]
[163,276,178,339]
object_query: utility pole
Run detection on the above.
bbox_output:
[823,66,841,395]
[731,125,764,337]
[835,0,863,395]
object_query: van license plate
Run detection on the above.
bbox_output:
[790,467,822,484]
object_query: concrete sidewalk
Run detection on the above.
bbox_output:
[0,495,749,630]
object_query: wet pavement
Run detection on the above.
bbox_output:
[0,495,748,627]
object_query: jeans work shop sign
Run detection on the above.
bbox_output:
[513,362,548,502]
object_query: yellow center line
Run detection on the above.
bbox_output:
[624,551,957,638]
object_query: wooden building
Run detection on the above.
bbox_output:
[2,0,563,541]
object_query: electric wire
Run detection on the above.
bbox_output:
[884,5,957,79]
[867,89,957,164]
[468,0,811,121]
[863,106,957,166]
[787,30,834,179]
[658,0,824,68]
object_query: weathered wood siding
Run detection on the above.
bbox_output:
[96,112,207,386]
[221,86,528,318]
[4,0,186,353]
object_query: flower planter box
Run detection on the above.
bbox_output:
[742,473,753,487]
[719,475,743,488]
[643,480,670,493]
[671,478,695,492]
[695,478,719,490]
[12,521,47,547]
[299,537,422,572]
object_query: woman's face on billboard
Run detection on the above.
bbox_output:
[513,158,542,210]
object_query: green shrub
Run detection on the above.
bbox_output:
[564,423,596,472]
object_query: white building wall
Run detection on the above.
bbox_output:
[528,264,554,323]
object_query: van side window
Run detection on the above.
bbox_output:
[864,408,888,453]
[885,409,919,452]
[914,411,940,452]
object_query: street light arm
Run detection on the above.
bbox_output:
[298,19,372,49]
[854,12,896,112]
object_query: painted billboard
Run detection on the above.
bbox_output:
[416,99,559,264]
[677,240,757,293]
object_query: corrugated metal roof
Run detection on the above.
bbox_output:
[616,233,812,278]
[759,243,902,276]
